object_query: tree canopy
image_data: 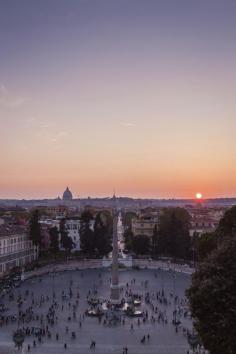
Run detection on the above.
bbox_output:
[80,211,112,256]
[49,226,59,253]
[93,213,112,256]
[157,207,191,259]
[132,234,150,255]
[187,238,236,354]
[152,224,158,256]
[195,232,217,261]
[60,220,74,253]
[217,205,236,238]
[123,211,137,229]
[195,206,236,261]
[29,209,41,247]
[80,211,95,255]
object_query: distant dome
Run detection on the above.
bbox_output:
[63,187,73,200]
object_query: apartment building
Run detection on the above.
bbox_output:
[0,225,38,275]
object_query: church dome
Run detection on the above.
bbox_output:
[62,187,73,200]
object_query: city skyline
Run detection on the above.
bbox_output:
[1,0,236,199]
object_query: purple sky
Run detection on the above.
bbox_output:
[0,0,236,199]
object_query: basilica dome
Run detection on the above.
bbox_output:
[62,187,73,200]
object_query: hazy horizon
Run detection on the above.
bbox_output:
[0,189,235,201]
[1,0,236,199]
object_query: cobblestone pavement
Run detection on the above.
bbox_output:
[0,268,193,354]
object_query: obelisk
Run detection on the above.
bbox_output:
[110,211,120,303]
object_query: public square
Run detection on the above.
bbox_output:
[0,268,193,354]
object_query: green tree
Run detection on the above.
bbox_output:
[195,206,236,261]
[217,205,236,239]
[100,210,113,232]
[132,235,150,255]
[195,232,218,261]
[187,237,236,354]
[123,211,137,229]
[94,213,112,256]
[152,224,158,256]
[49,226,59,253]
[124,227,134,252]
[60,220,74,253]
[80,211,95,254]
[158,207,191,259]
[29,209,41,247]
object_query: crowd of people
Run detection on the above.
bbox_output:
[0,270,207,353]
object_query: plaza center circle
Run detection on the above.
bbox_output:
[0,268,193,354]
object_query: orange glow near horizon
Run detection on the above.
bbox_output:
[0,1,236,200]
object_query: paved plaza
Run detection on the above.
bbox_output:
[0,268,193,354]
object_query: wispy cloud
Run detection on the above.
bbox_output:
[57,131,68,137]
[0,83,27,108]
[50,131,68,143]
[25,117,37,123]
[0,84,7,95]
[120,122,136,127]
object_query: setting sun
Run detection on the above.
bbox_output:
[196,193,203,199]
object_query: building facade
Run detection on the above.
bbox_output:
[188,207,224,237]
[39,217,95,252]
[64,218,81,251]
[0,226,38,276]
[132,216,158,238]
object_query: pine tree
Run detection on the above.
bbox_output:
[49,226,59,253]
[187,238,236,354]
[158,207,191,259]
[60,219,74,253]
[152,224,158,256]
[94,213,112,256]
[29,209,41,246]
[80,211,95,254]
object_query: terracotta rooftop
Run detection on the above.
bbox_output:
[0,225,27,237]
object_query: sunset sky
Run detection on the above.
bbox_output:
[0,0,236,199]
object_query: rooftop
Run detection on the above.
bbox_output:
[0,225,27,238]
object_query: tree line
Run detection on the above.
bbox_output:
[187,205,236,354]
[124,207,192,259]
[29,209,112,257]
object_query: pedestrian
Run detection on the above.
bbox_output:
[141,335,146,343]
